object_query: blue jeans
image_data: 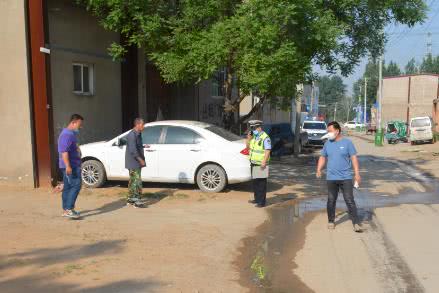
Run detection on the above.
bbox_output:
[61,167,82,210]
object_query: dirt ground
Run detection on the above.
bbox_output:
[0,134,438,292]
[0,149,320,293]
[292,135,439,293]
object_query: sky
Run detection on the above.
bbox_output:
[320,0,439,95]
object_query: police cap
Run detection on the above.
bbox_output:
[248,120,263,128]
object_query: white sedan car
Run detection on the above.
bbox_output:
[343,121,365,129]
[80,121,251,192]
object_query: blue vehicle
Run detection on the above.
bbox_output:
[262,123,308,156]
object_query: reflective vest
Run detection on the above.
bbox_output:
[249,132,270,165]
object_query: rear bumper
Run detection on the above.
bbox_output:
[226,164,252,184]
[410,134,433,141]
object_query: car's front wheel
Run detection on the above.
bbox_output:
[196,164,227,193]
[81,160,106,188]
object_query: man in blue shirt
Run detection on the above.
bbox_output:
[316,121,362,232]
[58,114,84,219]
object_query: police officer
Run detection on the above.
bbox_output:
[246,120,271,207]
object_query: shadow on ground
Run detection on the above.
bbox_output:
[0,240,164,293]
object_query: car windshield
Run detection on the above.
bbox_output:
[303,122,327,130]
[206,125,242,141]
[411,118,431,128]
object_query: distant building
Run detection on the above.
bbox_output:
[382,74,438,124]
[433,98,439,134]
[239,84,319,129]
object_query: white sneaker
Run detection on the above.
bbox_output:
[62,210,80,219]
[328,223,335,229]
[353,224,363,232]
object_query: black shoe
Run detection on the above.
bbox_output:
[127,197,141,204]
[256,203,266,208]
[248,200,257,204]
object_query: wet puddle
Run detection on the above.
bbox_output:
[236,182,439,292]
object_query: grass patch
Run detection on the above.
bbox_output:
[64,264,84,274]
[173,193,189,199]
[250,255,266,281]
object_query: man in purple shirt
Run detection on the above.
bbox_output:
[58,114,84,218]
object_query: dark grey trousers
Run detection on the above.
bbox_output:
[327,180,359,224]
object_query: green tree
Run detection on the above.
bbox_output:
[384,61,401,77]
[318,75,346,120]
[353,59,380,107]
[420,54,436,73]
[405,58,418,74]
[82,0,426,130]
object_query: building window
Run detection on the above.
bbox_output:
[73,63,94,95]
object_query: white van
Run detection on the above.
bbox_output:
[409,116,434,145]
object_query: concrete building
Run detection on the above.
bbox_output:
[0,0,232,188]
[0,0,35,186]
[382,74,439,125]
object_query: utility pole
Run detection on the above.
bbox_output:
[364,77,368,127]
[358,84,362,124]
[310,81,314,116]
[427,32,432,57]
[375,56,384,146]
[333,102,338,121]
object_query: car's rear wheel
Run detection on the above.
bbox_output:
[81,160,106,188]
[196,164,227,193]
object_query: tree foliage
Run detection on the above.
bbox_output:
[385,61,401,77]
[405,57,418,74]
[81,0,426,127]
[318,75,346,120]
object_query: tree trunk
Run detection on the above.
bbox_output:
[223,56,236,130]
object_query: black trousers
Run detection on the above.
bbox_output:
[253,178,267,205]
[327,180,359,224]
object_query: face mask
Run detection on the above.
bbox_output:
[252,130,259,136]
[327,132,337,141]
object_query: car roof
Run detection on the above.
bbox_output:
[303,120,326,123]
[145,120,212,128]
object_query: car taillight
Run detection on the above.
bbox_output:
[240,148,249,155]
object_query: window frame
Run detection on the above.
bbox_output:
[142,126,165,145]
[162,126,205,145]
[73,63,94,96]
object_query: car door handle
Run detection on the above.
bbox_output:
[190,149,201,152]
[145,149,156,152]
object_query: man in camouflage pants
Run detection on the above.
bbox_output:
[128,169,142,201]
[125,118,146,204]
